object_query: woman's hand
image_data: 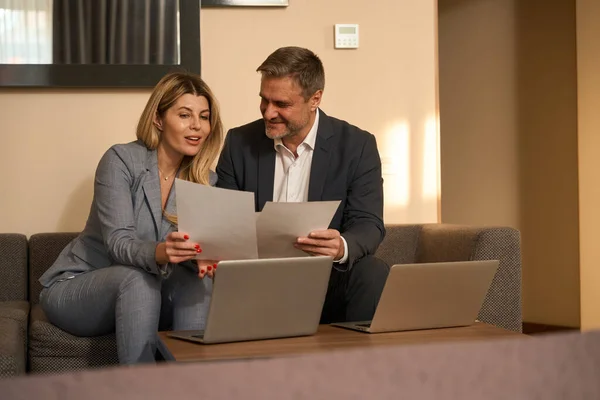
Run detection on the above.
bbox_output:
[195,260,219,279]
[155,232,201,264]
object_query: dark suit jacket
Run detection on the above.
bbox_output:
[216,110,385,269]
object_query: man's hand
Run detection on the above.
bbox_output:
[295,229,344,260]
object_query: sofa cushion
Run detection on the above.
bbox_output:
[375,225,421,266]
[416,224,480,262]
[28,233,79,305]
[0,301,29,377]
[29,305,118,373]
[0,234,28,302]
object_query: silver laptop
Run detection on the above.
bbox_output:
[331,260,499,333]
[167,256,332,344]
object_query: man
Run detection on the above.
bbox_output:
[216,46,389,323]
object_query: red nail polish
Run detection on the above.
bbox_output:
[213,263,217,268]
[200,269,205,275]
[194,244,200,249]
[196,248,201,253]
[207,266,212,271]
[184,235,189,240]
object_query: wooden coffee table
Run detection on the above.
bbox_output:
[157,323,524,363]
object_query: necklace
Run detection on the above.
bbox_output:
[158,167,177,181]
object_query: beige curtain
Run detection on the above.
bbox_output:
[0,0,53,64]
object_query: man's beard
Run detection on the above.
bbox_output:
[264,116,308,140]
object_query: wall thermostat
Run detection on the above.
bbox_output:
[335,24,359,49]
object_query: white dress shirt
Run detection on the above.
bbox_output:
[272,110,349,263]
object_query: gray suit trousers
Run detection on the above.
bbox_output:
[40,263,211,364]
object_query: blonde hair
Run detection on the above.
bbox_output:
[136,72,223,224]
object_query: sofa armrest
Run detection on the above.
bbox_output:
[416,224,522,332]
[376,224,522,332]
[0,301,29,377]
[471,227,522,332]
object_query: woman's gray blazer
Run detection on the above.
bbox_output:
[39,140,217,288]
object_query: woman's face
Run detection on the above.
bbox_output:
[155,93,211,157]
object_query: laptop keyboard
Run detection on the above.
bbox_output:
[191,330,205,339]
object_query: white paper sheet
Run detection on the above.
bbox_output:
[175,179,258,260]
[256,201,341,259]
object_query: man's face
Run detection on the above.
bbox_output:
[259,76,319,140]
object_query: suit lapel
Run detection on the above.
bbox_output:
[161,184,177,239]
[308,111,334,201]
[142,149,162,240]
[257,128,275,211]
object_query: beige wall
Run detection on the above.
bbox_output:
[438,0,520,228]
[200,1,439,224]
[438,0,581,327]
[0,0,439,236]
[516,0,580,327]
[0,90,150,236]
[576,0,600,331]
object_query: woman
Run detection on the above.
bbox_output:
[39,72,223,364]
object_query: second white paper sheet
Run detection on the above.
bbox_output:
[256,201,341,259]
[175,179,258,260]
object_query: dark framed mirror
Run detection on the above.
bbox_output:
[0,0,200,88]
[202,0,287,6]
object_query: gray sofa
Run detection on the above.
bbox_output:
[376,224,522,332]
[0,224,521,375]
[0,234,29,377]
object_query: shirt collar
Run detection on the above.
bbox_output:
[274,109,320,152]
